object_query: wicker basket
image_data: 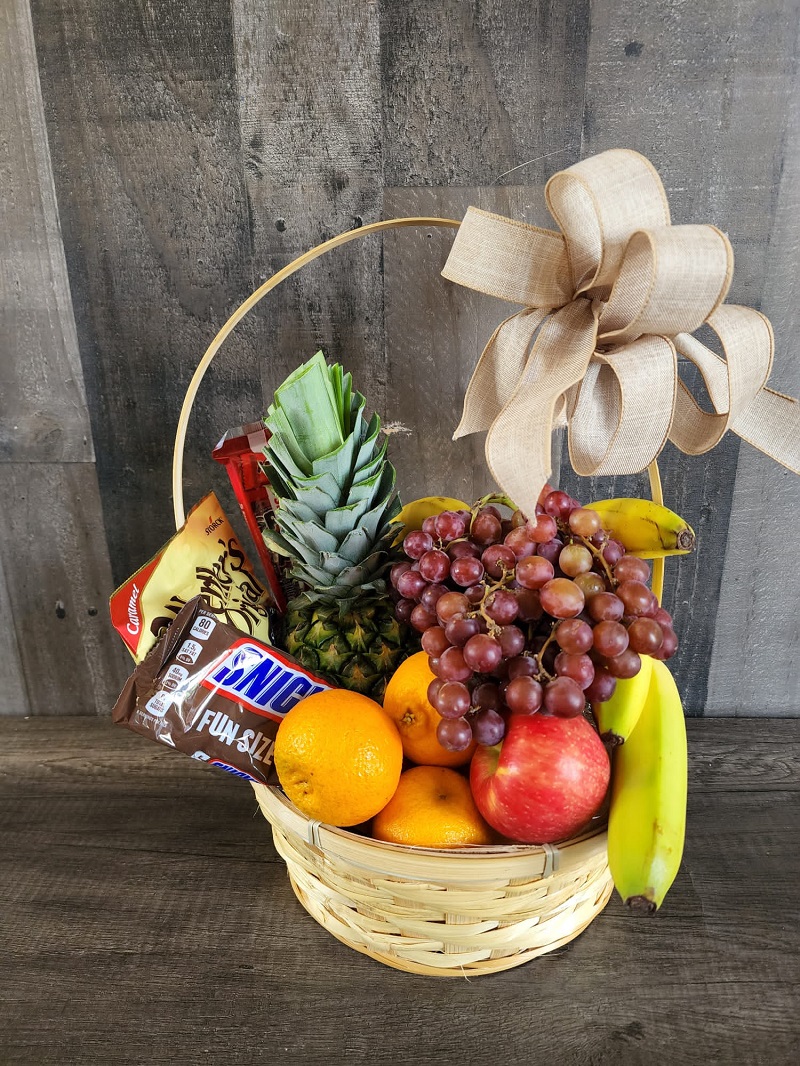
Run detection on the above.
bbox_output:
[254,784,612,976]
[171,217,631,977]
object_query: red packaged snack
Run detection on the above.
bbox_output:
[212,422,288,612]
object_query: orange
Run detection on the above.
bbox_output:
[372,765,495,848]
[382,651,477,767]
[274,690,403,827]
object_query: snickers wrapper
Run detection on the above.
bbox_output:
[112,596,332,783]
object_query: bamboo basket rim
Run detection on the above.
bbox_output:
[253,782,609,882]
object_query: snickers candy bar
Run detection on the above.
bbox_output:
[112,595,332,783]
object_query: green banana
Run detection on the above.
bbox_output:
[607,658,687,913]
[593,654,654,746]
[586,498,695,559]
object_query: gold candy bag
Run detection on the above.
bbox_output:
[110,492,276,662]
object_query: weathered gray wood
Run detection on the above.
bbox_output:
[382,0,589,186]
[0,0,94,463]
[685,718,800,790]
[381,0,591,505]
[8,0,800,720]
[0,0,124,716]
[578,0,799,303]
[1,716,795,795]
[231,0,387,416]
[554,0,800,715]
[706,62,800,714]
[0,464,130,715]
[0,555,29,716]
[29,0,262,586]
[1,718,799,1065]
[384,186,561,505]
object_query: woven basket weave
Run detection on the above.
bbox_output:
[172,217,622,977]
[253,783,612,976]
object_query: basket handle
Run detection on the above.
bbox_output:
[170,214,665,602]
[171,216,461,530]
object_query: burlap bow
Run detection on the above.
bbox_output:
[442,148,800,519]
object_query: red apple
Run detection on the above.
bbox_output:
[470,713,610,843]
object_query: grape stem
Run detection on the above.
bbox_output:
[474,492,519,512]
[466,566,515,636]
[562,523,616,586]
[470,492,519,520]
[534,623,558,682]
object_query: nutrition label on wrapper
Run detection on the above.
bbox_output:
[189,615,217,641]
[112,596,334,783]
[144,690,174,719]
[162,664,190,691]
[177,640,203,665]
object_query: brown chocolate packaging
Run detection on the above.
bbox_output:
[112,596,332,783]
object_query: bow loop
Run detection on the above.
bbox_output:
[546,149,670,294]
[598,225,733,344]
[484,301,598,509]
[568,337,678,477]
[443,148,800,518]
[454,308,549,439]
[441,207,572,308]
[669,304,774,456]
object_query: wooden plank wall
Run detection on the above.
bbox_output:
[3,0,799,715]
[1,0,130,715]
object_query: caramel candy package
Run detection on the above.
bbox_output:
[109,492,275,662]
[112,596,332,783]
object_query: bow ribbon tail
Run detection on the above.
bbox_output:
[454,308,550,438]
[670,305,800,473]
[732,389,800,474]
[484,300,599,518]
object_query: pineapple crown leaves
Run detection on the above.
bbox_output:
[285,571,392,614]
[261,351,402,594]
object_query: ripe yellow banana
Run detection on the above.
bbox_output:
[391,495,469,544]
[585,498,695,559]
[593,654,654,745]
[607,658,687,913]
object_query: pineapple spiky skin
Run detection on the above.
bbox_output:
[283,594,415,702]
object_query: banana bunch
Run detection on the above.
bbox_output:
[604,658,688,912]
[593,655,654,745]
[586,498,695,559]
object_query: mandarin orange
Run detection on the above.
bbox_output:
[382,651,477,767]
[372,765,495,848]
[274,690,402,826]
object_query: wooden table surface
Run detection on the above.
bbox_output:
[1,718,798,1065]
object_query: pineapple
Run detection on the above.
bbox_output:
[261,351,415,700]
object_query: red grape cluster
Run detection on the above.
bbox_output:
[391,490,678,753]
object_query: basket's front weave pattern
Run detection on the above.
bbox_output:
[255,785,613,977]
